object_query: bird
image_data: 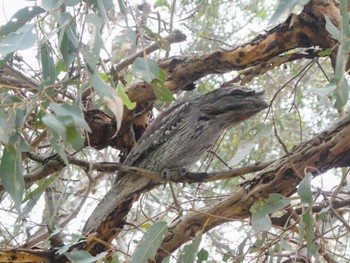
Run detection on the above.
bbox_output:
[82,86,268,250]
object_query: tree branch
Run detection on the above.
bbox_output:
[155,112,350,261]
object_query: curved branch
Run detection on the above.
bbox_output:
[155,112,350,261]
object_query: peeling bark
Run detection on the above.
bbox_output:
[91,0,341,154]
[1,0,348,262]
[75,0,347,259]
[156,112,350,261]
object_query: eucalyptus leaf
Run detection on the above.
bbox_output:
[154,0,171,9]
[66,0,80,6]
[229,140,256,166]
[88,69,114,98]
[22,176,56,203]
[82,14,104,69]
[42,114,68,143]
[0,6,45,36]
[302,213,317,256]
[298,173,312,205]
[132,57,160,83]
[310,78,337,97]
[131,221,167,263]
[251,194,290,231]
[96,0,111,27]
[117,84,136,110]
[334,78,349,109]
[177,232,203,263]
[41,43,56,85]
[251,214,272,231]
[103,94,123,134]
[41,0,66,10]
[0,146,24,214]
[59,32,76,67]
[50,102,91,132]
[268,0,309,26]
[324,15,340,41]
[0,24,36,57]
[117,0,127,15]
[0,111,15,145]
[65,250,107,263]
[152,79,175,102]
[58,15,78,67]
[197,248,208,263]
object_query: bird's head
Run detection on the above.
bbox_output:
[198,86,268,128]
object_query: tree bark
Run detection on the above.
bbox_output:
[79,1,344,257]
[156,111,350,261]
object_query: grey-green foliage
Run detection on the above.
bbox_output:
[0,0,349,262]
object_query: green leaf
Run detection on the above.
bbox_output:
[96,0,112,26]
[154,0,171,9]
[0,146,24,214]
[251,194,290,231]
[88,69,114,98]
[0,53,14,66]
[334,78,349,109]
[56,59,67,76]
[251,214,271,232]
[142,26,170,51]
[42,0,65,10]
[0,6,45,36]
[42,114,68,143]
[229,140,256,166]
[302,213,317,256]
[324,15,340,41]
[0,24,36,57]
[50,102,91,132]
[310,78,337,97]
[268,0,310,26]
[132,57,160,83]
[117,84,136,110]
[41,43,56,85]
[82,14,104,69]
[234,237,248,263]
[22,175,56,203]
[178,232,203,263]
[250,232,267,252]
[66,0,80,6]
[0,110,15,145]
[131,221,167,263]
[20,175,56,221]
[65,250,107,263]
[58,14,78,67]
[151,79,175,102]
[298,173,312,205]
[117,0,127,15]
[196,248,208,263]
[158,68,166,82]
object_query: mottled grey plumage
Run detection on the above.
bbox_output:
[83,86,268,234]
[122,86,268,173]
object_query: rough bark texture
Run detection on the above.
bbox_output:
[156,111,350,261]
[61,0,346,260]
[79,88,268,256]
[0,0,348,262]
[81,0,341,155]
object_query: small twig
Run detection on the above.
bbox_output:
[273,117,303,179]
[114,29,186,73]
[23,174,93,248]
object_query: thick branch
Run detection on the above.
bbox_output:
[156,0,339,93]
[155,112,350,261]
